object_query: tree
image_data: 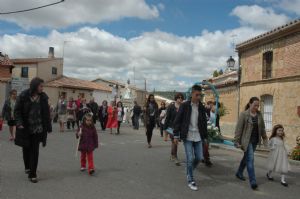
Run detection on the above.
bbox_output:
[213,70,219,77]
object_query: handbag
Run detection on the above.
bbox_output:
[166,127,174,135]
[15,127,30,148]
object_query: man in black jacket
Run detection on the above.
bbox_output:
[173,84,208,191]
[14,77,52,183]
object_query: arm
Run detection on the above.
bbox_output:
[164,106,172,130]
[14,96,24,127]
[173,104,184,139]
[268,138,275,150]
[260,114,268,145]
[234,112,245,145]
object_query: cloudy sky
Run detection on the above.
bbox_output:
[0,0,299,91]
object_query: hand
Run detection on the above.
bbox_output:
[174,138,179,145]
[234,142,241,149]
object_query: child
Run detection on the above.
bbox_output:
[76,113,98,175]
[266,124,290,187]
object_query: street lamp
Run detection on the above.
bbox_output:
[226,56,235,69]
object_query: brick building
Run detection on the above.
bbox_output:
[0,52,14,108]
[236,19,300,147]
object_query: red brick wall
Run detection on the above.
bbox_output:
[0,66,11,78]
[241,32,300,83]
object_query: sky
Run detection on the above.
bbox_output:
[0,0,299,91]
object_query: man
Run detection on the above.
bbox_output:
[88,98,99,124]
[56,94,67,132]
[132,101,142,130]
[98,100,108,131]
[14,77,52,183]
[173,84,208,191]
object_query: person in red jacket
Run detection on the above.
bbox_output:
[76,113,98,175]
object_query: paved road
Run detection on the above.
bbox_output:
[0,123,299,199]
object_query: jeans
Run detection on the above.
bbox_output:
[236,143,257,185]
[22,134,40,178]
[183,140,204,183]
[133,115,140,129]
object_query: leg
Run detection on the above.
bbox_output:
[67,121,70,129]
[236,151,247,178]
[160,124,164,137]
[193,141,203,169]
[28,135,40,179]
[117,121,121,134]
[72,121,75,129]
[87,151,95,172]
[22,146,30,172]
[135,116,140,130]
[184,141,194,183]
[203,142,213,167]
[245,143,257,186]
[81,152,87,169]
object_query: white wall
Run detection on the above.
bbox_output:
[93,90,111,105]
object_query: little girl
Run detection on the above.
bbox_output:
[76,113,98,175]
[266,124,290,187]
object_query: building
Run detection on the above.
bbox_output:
[204,71,239,137]
[236,19,300,146]
[44,76,112,106]
[0,52,14,108]
[93,78,147,107]
[11,47,63,83]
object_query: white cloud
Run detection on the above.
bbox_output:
[258,0,300,15]
[231,5,290,30]
[0,26,264,91]
[0,0,159,29]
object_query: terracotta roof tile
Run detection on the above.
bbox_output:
[236,19,300,50]
[46,76,112,92]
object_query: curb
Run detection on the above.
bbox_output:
[210,143,300,166]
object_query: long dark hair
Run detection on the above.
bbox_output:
[30,77,44,95]
[146,94,155,106]
[270,124,285,140]
[117,101,123,108]
[244,97,259,111]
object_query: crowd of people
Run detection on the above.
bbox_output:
[0,78,291,191]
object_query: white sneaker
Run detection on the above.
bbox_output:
[188,182,198,191]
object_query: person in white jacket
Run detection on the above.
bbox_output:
[266,124,290,187]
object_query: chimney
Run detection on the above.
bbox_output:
[48,47,54,58]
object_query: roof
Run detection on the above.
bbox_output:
[93,77,146,92]
[11,57,63,64]
[45,76,112,92]
[236,19,300,51]
[0,53,13,66]
[208,70,237,81]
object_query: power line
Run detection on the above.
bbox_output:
[0,0,65,15]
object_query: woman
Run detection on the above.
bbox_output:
[2,89,17,141]
[56,95,67,132]
[234,97,268,190]
[106,101,118,134]
[158,102,167,137]
[144,94,159,148]
[67,97,77,130]
[14,77,52,183]
[116,101,124,134]
[98,100,108,131]
[164,93,184,166]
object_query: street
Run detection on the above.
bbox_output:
[0,123,300,199]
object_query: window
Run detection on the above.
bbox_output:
[52,67,57,75]
[21,67,29,78]
[261,95,273,131]
[262,51,273,79]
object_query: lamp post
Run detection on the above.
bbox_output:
[226,56,236,71]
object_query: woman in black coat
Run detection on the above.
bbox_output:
[14,77,52,183]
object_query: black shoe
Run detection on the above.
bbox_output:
[266,173,274,181]
[205,160,213,167]
[281,182,288,187]
[30,178,38,183]
[251,184,258,190]
[236,174,246,181]
[89,169,95,175]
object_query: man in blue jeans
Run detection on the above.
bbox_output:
[173,84,208,191]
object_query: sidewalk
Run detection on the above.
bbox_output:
[210,143,300,166]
